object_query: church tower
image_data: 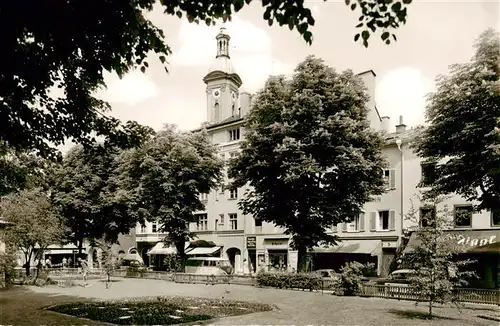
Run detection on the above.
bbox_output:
[203,27,243,124]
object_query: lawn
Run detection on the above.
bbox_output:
[2,279,497,326]
[47,296,273,325]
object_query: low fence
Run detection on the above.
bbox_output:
[359,284,500,306]
[10,268,499,306]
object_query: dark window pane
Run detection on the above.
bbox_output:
[454,206,473,227]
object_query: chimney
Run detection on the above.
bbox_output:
[396,115,406,133]
[239,92,253,117]
[380,116,391,133]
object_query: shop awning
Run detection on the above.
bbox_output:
[41,244,85,255]
[311,240,381,256]
[186,246,221,256]
[403,229,500,254]
[148,242,190,255]
[123,253,144,264]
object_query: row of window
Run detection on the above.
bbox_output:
[381,162,439,192]
[200,187,238,201]
[419,204,500,228]
[138,204,498,235]
[339,210,396,232]
[195,213,239,231]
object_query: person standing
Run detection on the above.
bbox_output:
[77,257,90,287]
[62,257,67,268]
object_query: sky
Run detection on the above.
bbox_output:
[95,0,499,135]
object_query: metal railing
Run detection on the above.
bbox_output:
[359,284,500,306]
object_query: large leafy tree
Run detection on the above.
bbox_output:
[51,142,149,254]
[116,125,223,260]
[0,143,53,197]
[229,56,387,271]
[1,188,68,276]
[1,0,412,157]
[413,29,500,212]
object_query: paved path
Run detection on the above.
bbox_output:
[28,278,497,325]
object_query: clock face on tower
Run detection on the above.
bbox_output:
[231,91,237,102]
[212,88,221,98]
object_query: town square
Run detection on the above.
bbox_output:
[0,0,499,325]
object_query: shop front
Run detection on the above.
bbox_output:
[404,229,500,289]
[245,235,298,273]
[311,239,383,275]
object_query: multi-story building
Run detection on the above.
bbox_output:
[392,124,500,289]
[136,27,499,280]
[136,27,387,274]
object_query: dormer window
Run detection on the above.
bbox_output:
[228,128,240,141]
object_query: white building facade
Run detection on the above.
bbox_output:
[136,27,391,275]
[136,28,499,279]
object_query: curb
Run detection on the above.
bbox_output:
[477,314,500,322]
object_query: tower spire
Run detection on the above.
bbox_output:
[215,25,230,59]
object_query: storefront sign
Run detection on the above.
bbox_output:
[405,229,500,254]
[382,241,397,248]
[457,235,497,248]
[246,236,256,249]
[264,239,288,246]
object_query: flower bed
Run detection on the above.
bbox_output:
[47,296,273,325]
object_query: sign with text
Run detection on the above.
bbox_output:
[456,234,497,248]
[405,229,500,254]
[246,236,256,249]
[263,238,289,247]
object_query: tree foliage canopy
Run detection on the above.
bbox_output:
[1,0,412,157]
[1,188,68,275]
[0,144,49,197]
[229,56,387,269]
[116,125,223,257]
[413,29,500,211]
[51,144,143,252]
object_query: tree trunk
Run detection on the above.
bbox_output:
[175,239,186,272]
[24,251,31,277]
[428,300,433,317]
[297,244,308,273]
[78,235,84,256]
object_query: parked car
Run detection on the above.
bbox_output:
[381,269,417,298]
[184,257,233,275]
[374,269,416,285]
[384,269,416,285]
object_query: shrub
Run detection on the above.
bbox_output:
[162,254,182,272]
[256,271,322,291]
[125,266,147,278]
[0,252,17,288]
[339,261,374,296]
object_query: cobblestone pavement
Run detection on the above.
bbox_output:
[27,278,498,325]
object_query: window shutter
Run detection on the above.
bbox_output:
[341,223,347,232]
[359,213,365,232]
[389,210,396,231]
[390,169,396,189]
[370,212,377,231]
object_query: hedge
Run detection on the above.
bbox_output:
[256,272,323,291]
[125,266,147,278]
